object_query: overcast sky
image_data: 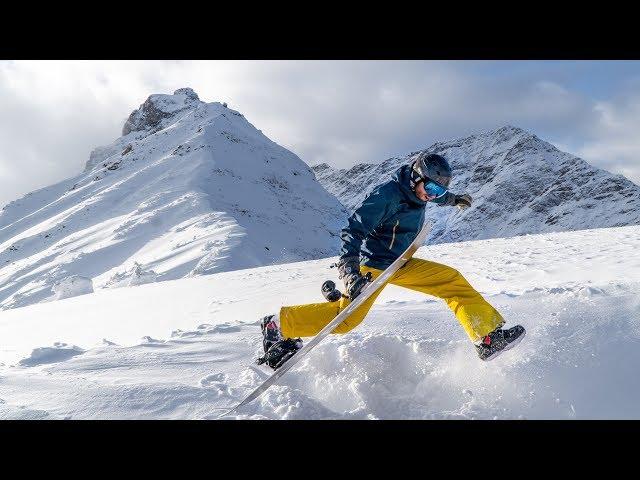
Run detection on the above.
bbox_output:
[1,60,639,208]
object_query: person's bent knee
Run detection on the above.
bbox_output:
[440,264,463,282]
[415,259,464,282]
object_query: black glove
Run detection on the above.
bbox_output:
[454,193,472,210]
[335,256,371,300]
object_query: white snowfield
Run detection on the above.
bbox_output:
[0,225,638,419]
[0,88,346,311]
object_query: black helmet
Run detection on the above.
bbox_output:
[412,153,452,188]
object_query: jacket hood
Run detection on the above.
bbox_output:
[392,164,428,207]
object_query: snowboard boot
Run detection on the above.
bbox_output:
[475,325,526,361]
[260,314,282,353]
[256,338,304,370]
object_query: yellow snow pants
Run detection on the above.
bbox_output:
[279,258,504,343]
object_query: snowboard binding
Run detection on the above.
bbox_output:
[475,325,526,361]
[259,315,282,353]
[257,315,303,370]
[256,338,303,370]
[346,272,372,300]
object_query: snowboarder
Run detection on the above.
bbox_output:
[257,153,525,369]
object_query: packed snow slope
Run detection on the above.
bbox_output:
[313,126,640,244]
[0,88,346,310]
[0,225,638,419]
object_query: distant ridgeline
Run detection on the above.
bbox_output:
[313,126,640,244]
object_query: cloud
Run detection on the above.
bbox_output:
[0,60,159,206]
[0,60,639,208]
[558,87,640,184]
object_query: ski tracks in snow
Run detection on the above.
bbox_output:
[0,226,638,419]
[2,284,638,419]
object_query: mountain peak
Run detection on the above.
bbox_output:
[1,87,347,310]
[427,125,538,155]
[494,124,527,135]
[122,87,202,136]
[480,125,536,144]
[172,87,199,101]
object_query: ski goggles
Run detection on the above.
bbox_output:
[423,179,449,198]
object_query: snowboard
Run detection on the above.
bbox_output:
[217,220,432,418]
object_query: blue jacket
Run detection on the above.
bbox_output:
[339,164,455,270]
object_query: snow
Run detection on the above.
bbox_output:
[18,342,85,367]
[104,262,158,287]
[52,275,93,299]
[0,225,637,419]
[0,88,347,311]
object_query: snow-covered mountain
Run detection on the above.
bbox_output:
[0,88,347,310]
[0,225,638,419]
[313,126,640,244]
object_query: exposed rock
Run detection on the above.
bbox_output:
[121,87,201,136]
